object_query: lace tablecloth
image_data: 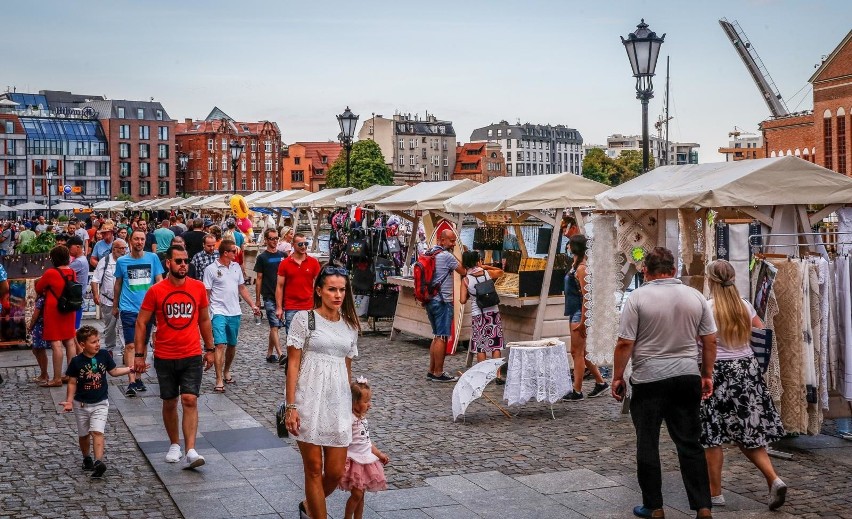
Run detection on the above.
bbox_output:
[503,340,571,406]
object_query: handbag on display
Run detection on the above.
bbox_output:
[351,264,375,294]
[346,229,369,259]
[386,236,401,254]
[374,257,396,285]
[367,289,399,318]
[750,327,773,374]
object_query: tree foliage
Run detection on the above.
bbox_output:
[326,140,394,190]
[582,148,655,186]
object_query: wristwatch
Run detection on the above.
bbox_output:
[204,348,215,353]
[134,353,145,358]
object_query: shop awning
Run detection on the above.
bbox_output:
[596,156,852,210]
[251,190,312,208]
[292,187,356,209]
[92,200,131,211]
[444,173,608,213]
[336,184,409,206]
[374,180,480,212]
[189,194,228,209]
[170,196,205,209]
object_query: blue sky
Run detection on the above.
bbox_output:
[4,0,850,161]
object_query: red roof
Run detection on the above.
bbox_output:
[290,142,344,171]
[176,119,280,136]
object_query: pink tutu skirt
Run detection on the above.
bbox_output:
[338,457,387,492]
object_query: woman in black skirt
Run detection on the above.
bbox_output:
[701,260,787,511]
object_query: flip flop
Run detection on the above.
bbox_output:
[224,377,235,384]
[213,385,225,393]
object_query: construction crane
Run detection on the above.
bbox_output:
[719,18,789,118]
[728,126,757,140]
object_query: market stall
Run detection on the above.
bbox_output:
[443,172,609,343]
[251,189,311,227]
[593,155,852,432]
[292,187,356,253]
[373,180,481,344]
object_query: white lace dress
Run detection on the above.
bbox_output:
[287,311,359,447]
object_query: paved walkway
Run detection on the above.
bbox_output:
[2,313,852,518]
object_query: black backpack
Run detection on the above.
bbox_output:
[52,267,84,313]
[473,273,500,309]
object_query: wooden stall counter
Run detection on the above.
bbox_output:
[386,276,570,346]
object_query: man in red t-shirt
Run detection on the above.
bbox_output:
[134,245,214,470]
[275,233,320,365]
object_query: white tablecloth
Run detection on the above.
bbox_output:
[503,340,571,406]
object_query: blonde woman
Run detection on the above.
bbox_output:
[701,260,787,511]
[277,226,294,255]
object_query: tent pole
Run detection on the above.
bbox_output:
[532,211,563,340]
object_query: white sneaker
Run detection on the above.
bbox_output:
[182,449,205,470]
[711,494,726,506]
[768,478,787,510]
[165,444,182,463]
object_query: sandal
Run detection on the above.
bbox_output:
[213,385,225,393]
[40,380,63,388]
[61,376,70,384]
[32,377,48,384]
[224,377,235,384]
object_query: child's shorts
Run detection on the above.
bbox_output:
[73,400,109,436]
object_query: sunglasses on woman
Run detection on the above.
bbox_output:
[321,266,348,276]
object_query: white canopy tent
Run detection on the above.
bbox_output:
[0,203,16,212]
[129,199,161,210]
[335,184,409,207]
[189,194,228,210]
[292,188,356,252]
[92,200,132,211]
[444,174,610,341]
[374,180,479,212]
[169,196,205,209]
[251,189,312,208]
[12,202,47,211]
[146,197,182,210]
[51,201,89,211]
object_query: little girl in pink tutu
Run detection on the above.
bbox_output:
[339,377,389,519]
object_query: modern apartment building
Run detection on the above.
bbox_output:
[718,132,765,161]
[470,121,583,176]
[175,107,281,195]
[282,142,343,192]
[0,91,111,207]
[606,133,700,165]
[358,112,456,184]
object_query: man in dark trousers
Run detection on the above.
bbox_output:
[612,247,717,519]
[254,227,287,364]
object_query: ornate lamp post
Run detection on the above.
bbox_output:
[177,152,189,196]
[229,140,244,193]
[336,107,359,187]
[622,19,665,173]
[46,164,57,218]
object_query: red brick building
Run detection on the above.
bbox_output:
[761,30,852,175]
[175,107,281,195]
[282,142,343,192]
[452,141,506,183]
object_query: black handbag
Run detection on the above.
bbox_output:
[386,236,401,254]
[351,263,375,293]
[374,257,396,285]
[346,229,369,259]
[368,289,399,318]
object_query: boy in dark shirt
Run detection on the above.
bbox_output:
[60,326,137,478]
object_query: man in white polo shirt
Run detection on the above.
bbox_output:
[202,239,260,393]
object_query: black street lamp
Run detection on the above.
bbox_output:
[229,140,244,193]
[177,151,189,196]
[46,164,57,218]
[622,19,665,173]
[337,107,359,188]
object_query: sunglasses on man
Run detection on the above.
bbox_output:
[295,242,308,248]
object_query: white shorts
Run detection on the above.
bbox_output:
[73,400,109,437]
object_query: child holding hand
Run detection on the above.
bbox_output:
[60,325,138,478]
[338,377,389,519]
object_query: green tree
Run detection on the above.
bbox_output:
[582,148,626,186]
[614,149,654,182]
[326,140,394,189]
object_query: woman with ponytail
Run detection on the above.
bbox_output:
[700,260,787,511]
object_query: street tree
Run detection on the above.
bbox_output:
[326,140,394,189]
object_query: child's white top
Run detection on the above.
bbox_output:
[347,415,379,464]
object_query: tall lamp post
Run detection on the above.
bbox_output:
[46,164,57,219]
[177,152,189,196]
[229,140,244,193]
[622,19,665,173]
[337,107,359,187]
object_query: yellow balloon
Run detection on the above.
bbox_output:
[230,195,249,219]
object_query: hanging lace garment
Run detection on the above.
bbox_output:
[703,211,716,297]
[616,210,658,267]
[817,258,832,405]
[770,259,808,434]
[761,274,783,406]
[678,209,699,267]
[801,261,817,388]
[584,214,622,366]
[827,260,842,391]
[839,256,852,401]
[807,264,823,435]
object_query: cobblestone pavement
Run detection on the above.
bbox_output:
[2,310,852,518]
[0,355,181,519]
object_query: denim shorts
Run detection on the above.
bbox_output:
[154,355,203,400]
[121,310,153,346]
[426,299,453,338]
[284,309,300,334]
[570,309,582,324]
[263,299,283,328]
[212,314,241,346]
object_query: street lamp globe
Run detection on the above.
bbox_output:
[230,140,244,162]
[621,19,665,95]
[337,106,359,142]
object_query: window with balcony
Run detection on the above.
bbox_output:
[139,125,149,140]
[96,162,108,176]
[139,143,150,158]
[73,161,85,176]
[119,125,130,139]
[158,144,168,159]
[119,143,130,159]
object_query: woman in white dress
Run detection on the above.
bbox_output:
[284,264,360,519]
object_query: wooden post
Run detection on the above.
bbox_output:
[532,209,563,340]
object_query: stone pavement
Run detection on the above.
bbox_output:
[2,313,852,518]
